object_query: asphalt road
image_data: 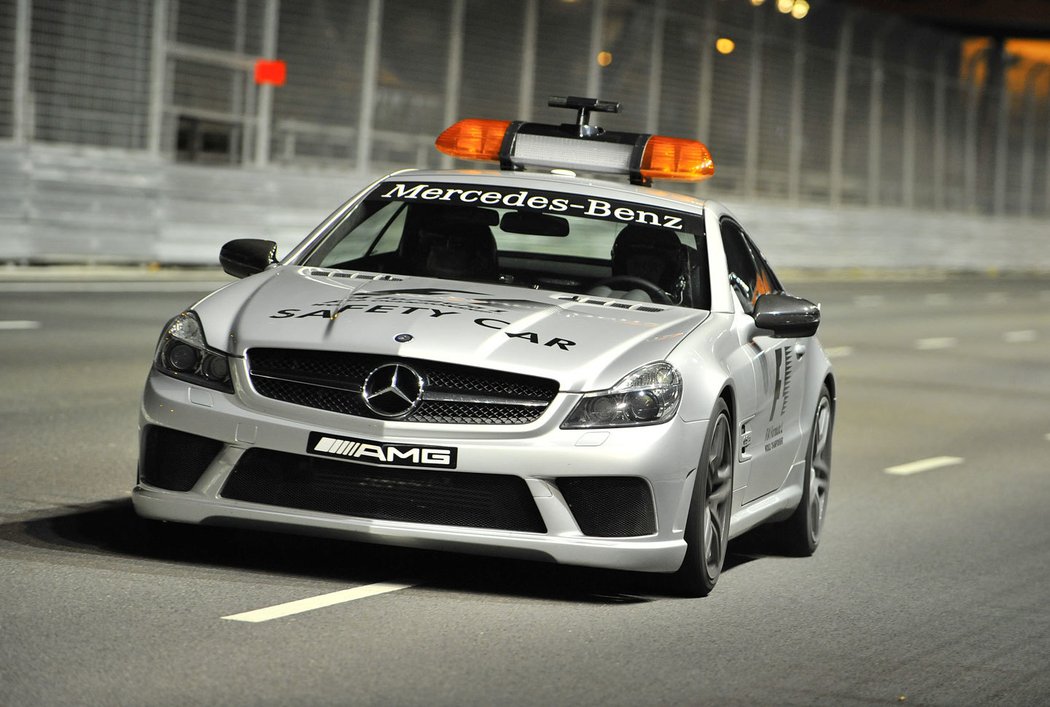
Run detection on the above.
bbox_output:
[2,274,1049,706]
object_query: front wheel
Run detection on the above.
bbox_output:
[670,399,733,597]
[778,384,833,556]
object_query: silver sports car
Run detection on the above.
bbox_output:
[134,97,835,596]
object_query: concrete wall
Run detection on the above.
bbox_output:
[0,144,356,264]
[729,202,1050,272]
[1,144,1047,271]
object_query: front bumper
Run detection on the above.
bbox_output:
[133,371,708,573]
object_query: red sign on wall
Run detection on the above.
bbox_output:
[254,59,287,86]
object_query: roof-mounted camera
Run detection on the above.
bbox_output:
[548,96,621,138]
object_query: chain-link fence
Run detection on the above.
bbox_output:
[3,0,1050,217]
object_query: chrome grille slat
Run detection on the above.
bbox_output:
[421,391,548,407]
[250,370,364,394]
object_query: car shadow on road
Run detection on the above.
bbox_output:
[5,498,766,604]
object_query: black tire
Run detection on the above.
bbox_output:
[778,384,833,556]
[670,399,734,597]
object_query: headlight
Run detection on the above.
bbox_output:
[154,311,233,393]
[562,362,682,429]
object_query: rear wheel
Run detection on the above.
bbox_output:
[778,385,833,556]
[670,399,733,597]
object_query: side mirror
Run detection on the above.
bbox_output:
[220,239,277,278]
[753,293,820,338]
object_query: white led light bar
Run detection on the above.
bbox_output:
[511,133,635,175]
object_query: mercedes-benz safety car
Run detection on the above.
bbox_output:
[134,96,835,596]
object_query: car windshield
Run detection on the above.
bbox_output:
[302,180,710,309]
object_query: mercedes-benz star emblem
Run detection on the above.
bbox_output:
[362,363,424,418]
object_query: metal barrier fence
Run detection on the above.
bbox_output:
[2,0,1049,218]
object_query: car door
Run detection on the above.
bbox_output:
[720,219,807,504]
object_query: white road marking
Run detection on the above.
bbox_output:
[221,582,414,623]
[854,295,885,308]
[915,337,957,350]
[924,293,951,306]
[0,320,41,330]
[1004,330,1037,343]
[985,292,1008,305]
[0,282,228,293]
[824,346,854,358]
[885,456,964,476]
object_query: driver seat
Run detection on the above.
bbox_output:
[417,220,499,282]
[588,225,690,304]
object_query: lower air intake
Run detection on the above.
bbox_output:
[139,425,223,492]
[221,449,546,533]
[556,477,657,537]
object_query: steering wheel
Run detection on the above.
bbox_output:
[589,275,673,304]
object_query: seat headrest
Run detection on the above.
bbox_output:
[419,221,498,281]
[612,225,687,295]
[612,224,683,254]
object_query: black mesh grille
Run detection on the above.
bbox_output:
[247,348,558,425]
[139,425,224,492]
[250,348,373,382]
[221,449,547,533]
[253,377,367,417]
[556,477,657,537]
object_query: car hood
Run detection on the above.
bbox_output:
[194,267,709,391]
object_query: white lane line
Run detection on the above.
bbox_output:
[222,582,414,623]
[915,337,957,350]
[0,320,41,330]
[0,282,229,293]
[885,456,964,476]
[824,346,854,358]
[924,293,951,306]
[1004,330,1037,343]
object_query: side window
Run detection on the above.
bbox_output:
[720,219,759,311]
[744,233,783,298]
[317,201,407,267]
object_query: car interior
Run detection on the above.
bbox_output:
[311,202,711,309]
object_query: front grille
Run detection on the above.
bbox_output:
[221,449,547,533]
[556,477,657,537]
[139,425,224,492]
[247,348,558,424]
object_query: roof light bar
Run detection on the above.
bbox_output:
[433,97,715,186]
[434,119,511,162]
[640,135,715,182]
[512,133,634,173]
